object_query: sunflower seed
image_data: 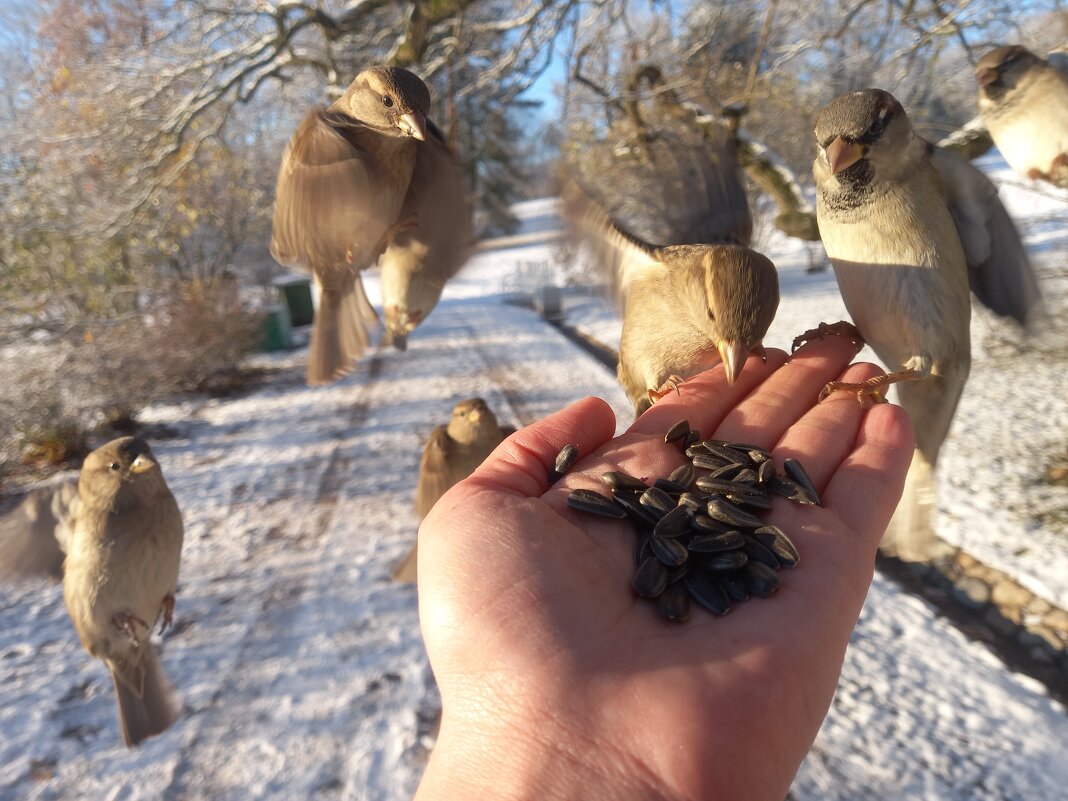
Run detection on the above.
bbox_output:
[664,419,691,444]
[677,492,707,512]
[741,536,781,569]
[602,471,648,492]
[668,562,691,583]
[684,570,731,615]
[684,430,702,447]
[727,492,773,512]
[549,444,579,483]
[685,444,710,459]
[753,526,800,567]
[688,530,745,552]
[718,572,751,602]
[614,491,659,527]
[657,583,691,621]
[692,453,731,471]
[705,499,764,529]
[757,459,777,485]
[731,468,759,486]
[768,476,819,506]
[633,555,669,598]
[653,505,693,538]
[634,534,652,568]
[651,534,689,567]
[654,478,690,495]
[708,462,746,480]
[703,441,755,466]
[567,489,627,519]
[703,550,749,571]
[640,486,675,517]
[691,514,736,533]
[668,463,696,488]
[783,458,821,506]
[695,476,754,496]
[742,562,781,597]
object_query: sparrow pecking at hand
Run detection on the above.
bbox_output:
[271,66,434,384]
[62,437,184,747]
[392,398,513,583]
[810,88,1042,559]
[562,183,779,417]
[975,45,1068,188]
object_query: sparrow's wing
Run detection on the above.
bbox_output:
[414,426,456,520]
[931,145,1043,327]
[271,109,391,274]
[560,182,663,308]
[0,476,79,580]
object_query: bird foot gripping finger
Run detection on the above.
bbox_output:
[791,321,865,354]
[159,594,175,634]
[817,368,923,405]
[647,375,686,405]
[112,612,150,646]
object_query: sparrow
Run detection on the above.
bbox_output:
[271,66,432,384]
[810,88,1042,558]
[562,183,779,416]
[62,437,184,747]
[0,475,78,581]
[378,123,473,351]
[392,399,513,583]
[975,45,1068,188]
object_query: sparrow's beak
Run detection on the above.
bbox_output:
[129,454,157,474]
[398,112,427,141]
[975,67,998,87]
[825,136,864,174]
[717,339,749,386]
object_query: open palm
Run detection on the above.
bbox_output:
[417,334,913,801]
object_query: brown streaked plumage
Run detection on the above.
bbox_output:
[976,45,1068,188]
[392,399,513,583]
[271,66,433,384]
[562,183,779,417]
[62,437,184,747]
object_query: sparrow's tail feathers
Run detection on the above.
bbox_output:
[881,449,942,561]
[308,279,379,385]
[110,647,177,748]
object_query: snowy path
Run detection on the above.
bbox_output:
[2,220,1067,800]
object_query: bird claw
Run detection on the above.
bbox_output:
[159,594,176,634]
[647,375,685,405]
[791,321,865,354]
[818,369,921,406]
[112,612,150,647]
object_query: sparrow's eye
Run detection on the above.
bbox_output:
[382,95,394,108]
[108,461,120,471]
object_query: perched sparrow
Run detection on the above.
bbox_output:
[378,124,473,351]
[811,88,1041,558]
[0,475,78,581]
[562,183,779,416]
[271,66,433,384]
[392,399,513,583]
[62,437,184,747]
[975,45,1068,187]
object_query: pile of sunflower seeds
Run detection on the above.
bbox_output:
[560,419,819,622]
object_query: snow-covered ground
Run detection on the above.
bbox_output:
[1,157,1066,800]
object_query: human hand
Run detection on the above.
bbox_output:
[415,335,914,801]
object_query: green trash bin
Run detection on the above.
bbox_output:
[274,275,315,327]
[262,303,293,352]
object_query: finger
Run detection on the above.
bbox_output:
[823,402,914,548]
[628,350,788,439]
[712,333,865,448]
[771,361,887,494]
[463,396,617,499]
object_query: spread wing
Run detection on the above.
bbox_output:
[931,146,1043,327]
[0,476,79,581]
[414,426,457,519]
[271,109,391,276]
[560,182,663,308]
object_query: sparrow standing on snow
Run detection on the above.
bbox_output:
[379,122,474,351]
[976,45,1068,188]
[810,88,1042,559]
[62,437,184,747]
[392,398,513,583]
[562,184,779,417]
[271,66,432,384]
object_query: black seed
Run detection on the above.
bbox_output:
[668,562,691,583]
[705,499,764,529]
[602,471,648,491]
[634,534,652,568]
[549,444,579,483]
[783,458,821,505]
[731,468,759,486]
[695,476,748,495]
[769,476,819,506]
[651,534,689,567]
[704,441,756,466]
[684,430,702,448]
[708,462,746,480]
[664,419,690,444]
[691,453,730,471]
[688,530,745,552]
[723,441,767,456]
[757,459,777,485]
[718,572,751,602]
[653,505,692,538]
[703,550,749,571]
[640,487,675,516]
[654,478,689,495]
[741,535,780,569]
[744,448,773,465]
[567,489,627,519]
[633,556,669,598]
[742,562,781,597]
[658,583,691,621]
[753,526,800,567]
[692,514,736,533]
[678,492,708,512]
[684,570,731,615]
[668,463,695,488]
[614,491,659,527]
[728,492,773,512]
[685,444,710,459]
